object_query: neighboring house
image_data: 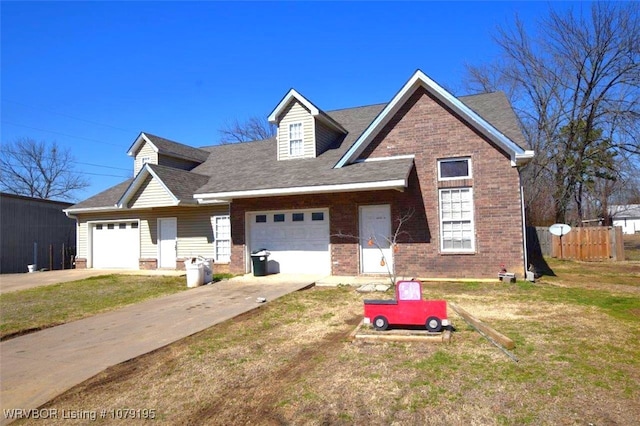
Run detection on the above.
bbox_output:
[609,204,640,235]
[65,70,534,278]
[0,193,75,273]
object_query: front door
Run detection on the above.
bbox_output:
[158,218,177,268]
[359,205,393,274]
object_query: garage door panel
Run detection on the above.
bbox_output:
[92,222,139,269]
[249,209,329,274]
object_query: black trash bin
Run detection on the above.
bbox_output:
[250,249,270,277]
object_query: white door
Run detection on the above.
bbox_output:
[248,209,330,274]
[158,218,177,268]
[92,221,139,269]
[360,205,393,274]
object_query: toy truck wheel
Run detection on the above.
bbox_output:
[426,316,442,332]
[373,316,389,331]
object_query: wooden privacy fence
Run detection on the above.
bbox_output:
[551,226,624,261]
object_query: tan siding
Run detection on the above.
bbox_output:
[315,121,338,156]
[134,143,158,175]
[157,155,199,171]
[76,205,229,265]
[278,101,315,160]
[128,176,176,209]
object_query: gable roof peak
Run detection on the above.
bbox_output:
[333,69,534,168]
[268,88,347,134]
[127,132,209,163]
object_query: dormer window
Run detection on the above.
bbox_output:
[289,123,303,156]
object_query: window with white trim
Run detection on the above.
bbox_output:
[438,157,471,180]
[141,156,151,165]
[213,215,231,262]
[289,122,303,156]
[439,188,475,252]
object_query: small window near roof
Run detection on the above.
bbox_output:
[438,158,471,180]
[107,223,114,230]
[119,223,126,229]
[96,224,103,230]
[312,212,324,221]
[289,122,303,156]
[292,213,304,222]
[141,156,151,165]
[256,215,267,223]
[274,214,285,222]
[131,222,139,229]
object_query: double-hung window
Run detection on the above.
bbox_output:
[437,157,474,252]
[289,122,303,157]
[439,188,474,252]
[213,215,231,262]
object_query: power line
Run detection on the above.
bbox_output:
[1,148,132,172]
[2,99,135,133]
[1,163,131,179]
[2,121,126,147]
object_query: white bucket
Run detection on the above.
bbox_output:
[27,264,36,273]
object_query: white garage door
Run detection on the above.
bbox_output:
[248,209,330,274]
[92,221,140,269]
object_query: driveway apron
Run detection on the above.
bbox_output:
[0,277,317,424]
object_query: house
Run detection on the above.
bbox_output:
[65,70,534,278]
[1,193,75,273]
[609,204,640,235]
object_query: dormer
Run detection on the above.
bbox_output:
[268,89,347,160]
[127,132,210,175]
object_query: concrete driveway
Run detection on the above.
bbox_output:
[0,274,320,425]
[0,269,185,294]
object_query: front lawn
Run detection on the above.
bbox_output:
[0,274,230,340]
[23,259,640,425]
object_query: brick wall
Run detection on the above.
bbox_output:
[229,87,525,278]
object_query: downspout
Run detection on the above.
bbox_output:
[519,175,528,277]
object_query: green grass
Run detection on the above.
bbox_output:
[0,273,230,339]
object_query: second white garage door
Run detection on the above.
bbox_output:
[248,209,330,275]
[91,221,140,269]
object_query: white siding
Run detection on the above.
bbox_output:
[134,142,158,175]
[277,101,315,160]
[76,205,230,265]
[128,175,176,209]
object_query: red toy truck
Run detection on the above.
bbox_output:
[363,280,449,332]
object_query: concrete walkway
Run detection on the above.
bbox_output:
[0,269,185,294]
[0,275,320,424]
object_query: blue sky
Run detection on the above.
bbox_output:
[2,1,576,201]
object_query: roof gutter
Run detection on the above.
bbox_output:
[194,179,408,201]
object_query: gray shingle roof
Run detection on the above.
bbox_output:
[143,133,210,163]
[69,91,526,210]
[459,92,528,149]
[146,164,210,202]
[66,179,133,210]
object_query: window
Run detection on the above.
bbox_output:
[131,222,139,229]
[213,215,231,262]
[312,212,324,221]
[439,188,475,252]
[274,214,285,223]
[119,223,127,229]
[292,213,304,222]
[438,158,471,180]
[141,156,151,165]
[256,215,267,223]
[107,223,114,230]
[289,122,303,156]
[96,224,103,230]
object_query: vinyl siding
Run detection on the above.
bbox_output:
[278,101,315,160]
[76,205,229,263]
[315,120,339,156]
[134,143,158,175]
[128,175,176,209]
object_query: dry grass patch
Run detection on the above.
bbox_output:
[19,265,640,425]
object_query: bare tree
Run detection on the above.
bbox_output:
[0,138,90,201]
[466,2,640,225]
[218,116,276,144]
